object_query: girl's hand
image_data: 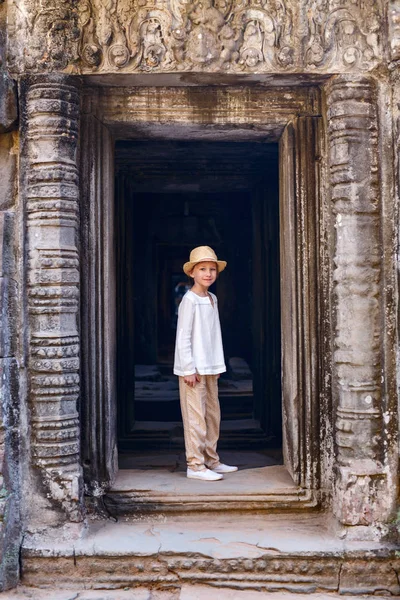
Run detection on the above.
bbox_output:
[184,374,201,388]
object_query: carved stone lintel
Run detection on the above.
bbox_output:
[7,0,383,75]
[326,75,390,527]
[24,74,83,522]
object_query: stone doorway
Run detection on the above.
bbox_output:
[115,140,282,465]
[80,84,322,511]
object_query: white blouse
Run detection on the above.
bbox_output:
[173,290,226,376]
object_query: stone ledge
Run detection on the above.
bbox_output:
[20,514,400,595]
[0,585,384,599]
[105,466,316,514]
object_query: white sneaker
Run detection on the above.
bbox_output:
[209,463,238,474]
[187,468,223,481]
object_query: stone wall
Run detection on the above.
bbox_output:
[0,0,20,586]
[0,0,399,590]
[391,1,400,450]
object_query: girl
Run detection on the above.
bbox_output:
[174,246,238,481]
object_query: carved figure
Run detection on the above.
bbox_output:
[277,45,294,66]
[82,43,102,66]
[108,42,130,67]
[239,20,263,67]
[170,0,190,27]
[217,24,240,68]
[24,1,80,70]
[305,37,325,65]
[78,1,103,67]
[186,0,225,64]
[95,1,114,46]
[142,18,166,68]
[78,0,92,29]
[214,0,233,17]
[170,27,187,63]
[233,3,294,70]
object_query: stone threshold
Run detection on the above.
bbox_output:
[21,514,400,595]
[105,465,315,514]
[4,586,387,599]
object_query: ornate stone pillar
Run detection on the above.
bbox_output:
[23,74,83,522]
[326,75,393,531]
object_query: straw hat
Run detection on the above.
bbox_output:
[183,246,227,276]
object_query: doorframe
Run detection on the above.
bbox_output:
[79,83,327,502]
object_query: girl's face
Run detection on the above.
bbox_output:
[190,261,218,288]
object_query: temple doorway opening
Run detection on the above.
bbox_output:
[115,141,282,472]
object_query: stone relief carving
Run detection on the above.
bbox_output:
[389,1,400,62]
[304,0,382,70]
[22,0,80,71]
[24,76,84,522]
[8,0,383,73]
[326,75,392,526]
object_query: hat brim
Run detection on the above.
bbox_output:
[183,259,227,276]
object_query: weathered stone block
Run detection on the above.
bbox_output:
[0,214,17,362]
[0,278,17,359]
[0,212,15,276]
[0,499,6,520]
[0,135,16,210]
[0,74,17,133]
[339,560,400,595]
[0,358,19,442]
[0,357,20,591]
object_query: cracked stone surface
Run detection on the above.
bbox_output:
[20,513,400,595]
[22,513,390,557]
[112,464,293,496]
[1,586,378,599]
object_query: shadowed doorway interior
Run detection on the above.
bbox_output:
[115,141,282,472]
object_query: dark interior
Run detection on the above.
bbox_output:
[115,141,282,458]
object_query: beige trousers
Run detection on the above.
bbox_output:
[179,375,221,471]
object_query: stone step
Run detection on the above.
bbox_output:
[3,586,383,599]
[134,376,254,421]
[105,464,313,515]
[19,514,400,596]
[134,394,254,421]
[120,419,277,451]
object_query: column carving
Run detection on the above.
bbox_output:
[24,74,83,521]
[326,75,389,528]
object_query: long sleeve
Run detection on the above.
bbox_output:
[174,291,226,376]
[175,296,196,376]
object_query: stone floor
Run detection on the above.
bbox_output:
[118,450,281,470]
[112,464,294,495]
[116,450,289,497]
[21,512,389,558]
[2,586,377,599]
[107,451,309,514]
